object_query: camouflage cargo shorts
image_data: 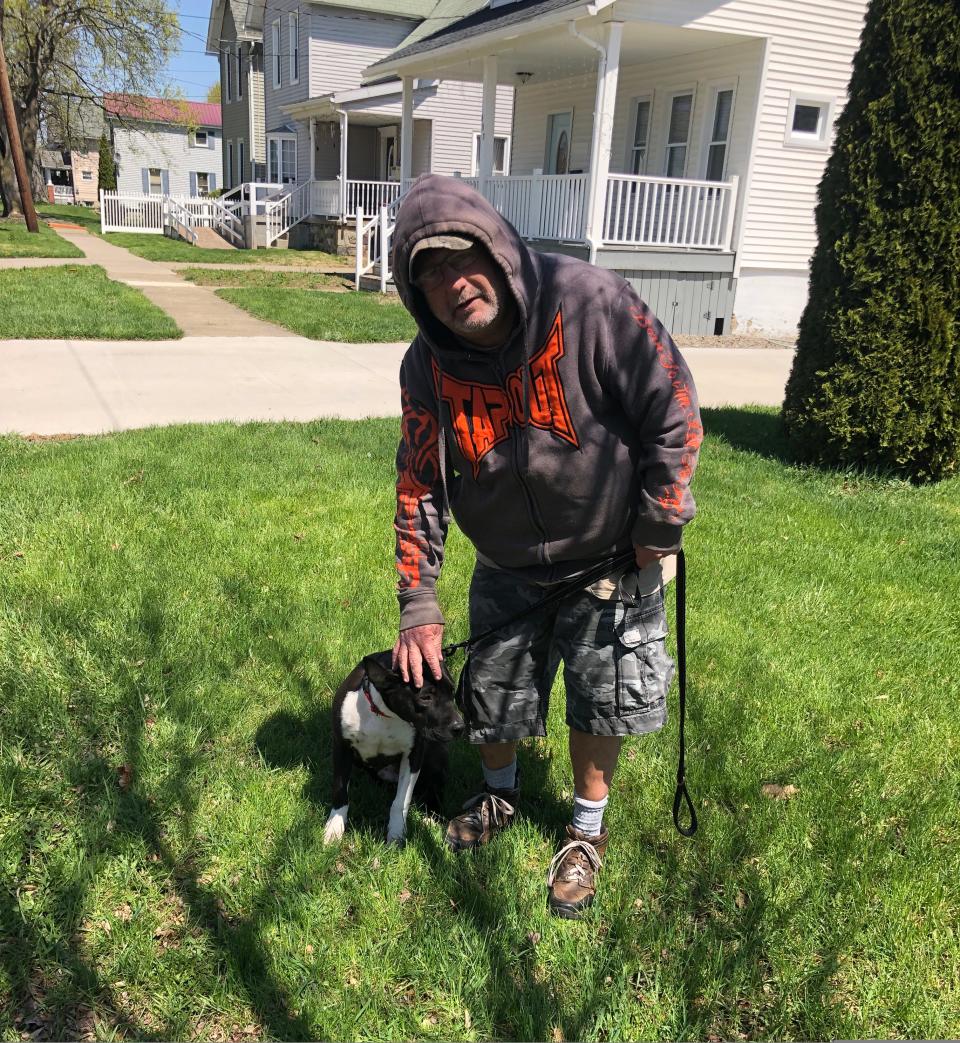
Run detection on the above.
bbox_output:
[459,560,675,743]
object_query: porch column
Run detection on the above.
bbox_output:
[479,54,498,189]
[309,117,316,181]
[339,109,349,216]
[583,20,623,261]
[400,76,414,185]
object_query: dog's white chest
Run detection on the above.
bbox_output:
[340,686,415,760]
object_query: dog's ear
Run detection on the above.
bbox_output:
[362,653,403,693]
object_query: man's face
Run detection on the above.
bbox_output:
[412,244,515,348]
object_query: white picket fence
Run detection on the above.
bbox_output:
[100,190,245,246]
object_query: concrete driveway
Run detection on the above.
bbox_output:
[0,337,793,436]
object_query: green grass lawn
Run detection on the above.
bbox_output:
[217,287,417,342]
[101,232,346,267]
[179,268,350,291]
[0,217,83,259]
[36,203,103,233]
[0,411,957,1041]
[0,265,181,339]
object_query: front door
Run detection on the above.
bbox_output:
[545,112,572,174]
[379,127,399,180]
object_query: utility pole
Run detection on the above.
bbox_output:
[0,21,39,231]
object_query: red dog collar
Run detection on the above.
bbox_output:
[362,674,391,718]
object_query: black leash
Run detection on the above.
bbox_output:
[442,548,697,837]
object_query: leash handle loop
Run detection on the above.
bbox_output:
[672,548,698,837]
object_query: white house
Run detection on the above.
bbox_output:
[105,94,223,198]
[360,0,869,336]
[207,0,267,187]
[205,0,513,249]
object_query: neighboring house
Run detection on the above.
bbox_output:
[104,94,223,197]
[205,0,513,247]
[363,0,870,336]
[39,148,99,206]
[207,0,267,187]
[39,102,103,205]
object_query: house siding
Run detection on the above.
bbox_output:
[70,149,100,204]
[308,10,414,97]
[616,0,868,271]
[218,1,257,184]
[112,122,222,196]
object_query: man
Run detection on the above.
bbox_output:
[390,174,701,919]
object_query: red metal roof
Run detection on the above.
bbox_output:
[103,94,222,128]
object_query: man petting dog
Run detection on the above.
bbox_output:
[390,173,702,920]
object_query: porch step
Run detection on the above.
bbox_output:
[358,273,397,294]
[194,227,236,250]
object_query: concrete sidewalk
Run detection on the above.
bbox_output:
[0,338,792,436]
[52,228,296,337]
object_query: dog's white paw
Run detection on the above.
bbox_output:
[386,812,407,846]
[323,806,347,844]
[386,829,407,847]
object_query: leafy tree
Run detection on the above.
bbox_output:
[207,81,221,104]
[0,0,177,215]
[782,0,960,482]
[97,132,115,192]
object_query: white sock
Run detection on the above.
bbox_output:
[572,792,608,837]
[483,758,517,792]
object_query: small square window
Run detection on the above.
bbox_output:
[81,170,93,181]
[785,92,834,149]
[194,130,208,147]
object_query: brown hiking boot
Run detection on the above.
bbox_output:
[444,784,518,851]
[547,825,609,919]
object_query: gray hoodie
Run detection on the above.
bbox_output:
[392,174,702,630]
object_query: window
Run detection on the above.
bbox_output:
[238,139,245,182]
[629,97,652,174]
[237,46,243,100]
[704,87,734,180]
[272,20,281,88]
[81,170,93,181]
[289,11,299,84]
[196,172,210,194]
[664,92,694,177]
[148,168,163,194]
[785,91,834,149]
[226,141,233,188]
[225,46,234,102]
[268,134,296,183]
[192,129,208,148]
[472,134,511,175]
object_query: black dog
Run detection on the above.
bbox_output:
[323,651,464,846]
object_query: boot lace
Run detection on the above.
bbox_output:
[547,838,603,887]
[458,792,515,833]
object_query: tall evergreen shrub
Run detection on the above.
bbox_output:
[97,133,116,193]
[782,0,960,482]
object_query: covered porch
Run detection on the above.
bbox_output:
[283,80,436,221]
[363,0,765,261]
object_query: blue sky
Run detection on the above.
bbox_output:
[166,0,221,101]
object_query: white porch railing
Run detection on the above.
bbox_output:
[51,185,77,204]
[462,173,590,242]
[345,179,403,218]
[162,197,198,244]
[603,174,739,250]
[264,180,312,245]
[311,180,341,217]
[355,194,403,292]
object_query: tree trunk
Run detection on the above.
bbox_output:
[0,95,39,217]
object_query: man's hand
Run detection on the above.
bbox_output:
[392,623,444,688]
[634,544,670,569]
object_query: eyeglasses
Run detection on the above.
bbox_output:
[411,247,481,291]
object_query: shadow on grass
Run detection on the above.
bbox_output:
[701,406,792,465]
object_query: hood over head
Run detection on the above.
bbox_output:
[392,174,539,350]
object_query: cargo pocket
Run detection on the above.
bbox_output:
[614,587,674,718]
